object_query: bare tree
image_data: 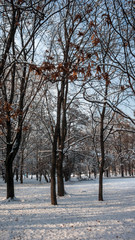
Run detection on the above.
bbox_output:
[0,0,59,199]
[103,0,135,95]
[46,0,97,204]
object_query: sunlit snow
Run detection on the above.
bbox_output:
[0,177,135,240]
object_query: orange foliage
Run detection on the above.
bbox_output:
[74,14,82,22]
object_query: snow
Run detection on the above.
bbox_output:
[0,177,135,240]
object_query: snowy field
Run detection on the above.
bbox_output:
[0,177,135,240]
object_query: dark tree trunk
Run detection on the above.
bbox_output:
[98,73,108,201]
[51,135,57,205]
[64,170,70,181]
[20,153,24,184]
[125,167,127,176]
[114,165,117,176]
[44,173,49,183]
[51,155,57,205]
[15,156,20,182]
[98,135,105,201]
[6,161,14,199]
[1,166,6,182]
[94,169,97,179]
[5,129,22,199]
[99,168,103,201]
[57,152,64,196]
[57,93,67,195]
[39,174,42,182]
[51,173,57,205]
[98,109,105,201]
[63,155,72,181]
[120,155,124,177]
[131,162,134,176]
[36,173,38,181]
[15,168,19,182]
[121,164,124,177]
[128,161,131,176]
[106,169,109,178]
[88,167,91,179]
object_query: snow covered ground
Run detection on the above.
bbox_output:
[0,176,135,240]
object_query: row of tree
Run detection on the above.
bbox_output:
[10,112,135,181]
[0,0,135,204]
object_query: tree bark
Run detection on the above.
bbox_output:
[98,125,105,201]
[6,161,14,199]
[57,79,68,196]
[121,163,124,177]
[98,69,108,201]
[51,131,57,205]
[5,129,22,199]
[51,152,57,205]
[57,151,64,196]
[98,168,103,201]
[20,152,24,184]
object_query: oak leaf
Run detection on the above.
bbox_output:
[96,65,101,74]
[78,31,85,37]
[74,14,82,22]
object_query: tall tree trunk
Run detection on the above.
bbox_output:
[57,79,68,196]
[5,122,15,199]
[6,161,14,199]
[99,168,103,201]
[51,153,57,205]
[98,126,105,201]
[98,71,108,201]
[15,155,20,182]
[20,151,24,184]
[5,130,22,199]
[57,151,64,196]
[51,134,57,205]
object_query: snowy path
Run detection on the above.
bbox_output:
[0,177,135,240]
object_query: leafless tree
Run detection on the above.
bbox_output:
[0,0,63,199]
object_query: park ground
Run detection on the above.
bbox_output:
[0,176,135,240]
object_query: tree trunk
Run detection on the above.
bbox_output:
[121,164,124,177]
[88,167,91,179]
[44,173,49,183]
[6,161,14,199]
[39,174,42,182]
[98,109,105,201]
[57,152,64,196]
[106,169,109,178]
[98,74,108,201]
[121,156,124,177]
[51,160,57,205]
[5,130,22,199]
[20,152,24,184]
[64,169,70,181]
[15,156,20,182]
[15,167,19,182]
[114,164,117,176]
[36,173,38,181]
[51,138,57,205]
[99,168,103,201]
[131,162,134,176]
[98,136,105,201]
[94,168,97,179]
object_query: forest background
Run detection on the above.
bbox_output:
[0,0,135,205]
